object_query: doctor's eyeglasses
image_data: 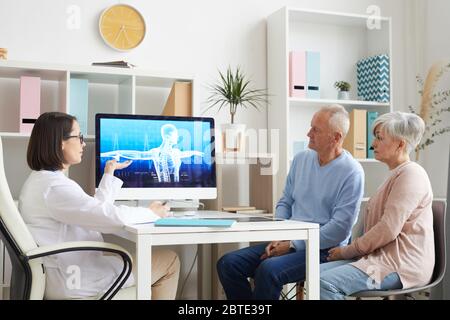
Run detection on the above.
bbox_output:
[65,133,84,144]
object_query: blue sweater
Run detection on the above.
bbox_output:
[276,149,364,251]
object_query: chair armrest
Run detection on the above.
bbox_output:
[25,241,133,300]
[25,241,132,261]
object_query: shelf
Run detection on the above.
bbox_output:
[289,156,379,164]
[357,158,379,163]
[0,60,193,88]
[216,152,274,159]
[215,153,274,165]
[289,98,390,108]
[288,7,390,27]
[0,132,31,138]
[0,132,95,141]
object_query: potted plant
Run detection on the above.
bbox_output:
[334,81,351,100]
[205,66,268,152]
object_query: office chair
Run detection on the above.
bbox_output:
[351,199,446,300]
[0,137,135,300]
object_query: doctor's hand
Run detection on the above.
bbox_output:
[104,159,133,175]
[149,201,171,218]
[327,247,344,261]
[260,241,290,260]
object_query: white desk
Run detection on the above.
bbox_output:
[113,211,320,300]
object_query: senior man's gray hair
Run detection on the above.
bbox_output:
[372,111,425,154]
[319,104,350,138]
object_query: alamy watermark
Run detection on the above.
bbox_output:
[366,5,382,30]
[66,265,81,290]
[66,5,81,30]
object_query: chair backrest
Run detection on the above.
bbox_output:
[429,200,446,286]
[0,137,45,299]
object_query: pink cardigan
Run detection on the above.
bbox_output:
[340,161,435,289]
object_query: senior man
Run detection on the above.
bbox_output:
[217,104,365,300]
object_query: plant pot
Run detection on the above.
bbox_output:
[337,91,350,100]
[221,123,246,153]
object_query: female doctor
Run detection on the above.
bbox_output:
[19,112,180,299]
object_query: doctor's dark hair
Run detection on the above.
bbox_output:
[27,112,77,171]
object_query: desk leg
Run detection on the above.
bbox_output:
[305,228,320,300]
[136,235,152,300]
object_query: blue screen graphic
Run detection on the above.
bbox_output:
[96,116,215,188]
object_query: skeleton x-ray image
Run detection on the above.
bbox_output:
[97,117,215,188]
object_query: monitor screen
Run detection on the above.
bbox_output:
[95,113,216,200]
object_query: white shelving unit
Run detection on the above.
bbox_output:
[0,60,195,199]
[267,7,393,200]
[204,153,278,214]
[0,60,198,300]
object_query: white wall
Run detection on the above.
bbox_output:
[3,0,448,299]
[422,0,450,198]
[0,0,409,130]
[401,0,449,198]
[0,0,410,183]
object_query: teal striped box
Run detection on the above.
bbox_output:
[357,55,390,103]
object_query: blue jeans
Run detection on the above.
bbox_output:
[216,242,330,300]
[320,260,403,300]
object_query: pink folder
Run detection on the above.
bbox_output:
[19,76,41,133]
[289,51,306,98]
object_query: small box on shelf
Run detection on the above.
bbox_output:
[161,81,192,116]
[19,76,40,134]
[69,78,89,135]
[343,109,367,159]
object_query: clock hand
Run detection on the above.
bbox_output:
[113,25,125,45]
[122,29,132,45]
[123,25,144,31]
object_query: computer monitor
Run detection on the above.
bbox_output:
[95,113,216,200]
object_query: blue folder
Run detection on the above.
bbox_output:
[69,78,89,135]
[306,51,321,99]
[155,218,236,227]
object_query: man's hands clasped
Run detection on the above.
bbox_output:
[260,241,291,260]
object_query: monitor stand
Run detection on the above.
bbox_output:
[123,199,200,216]
[167,199,200,211]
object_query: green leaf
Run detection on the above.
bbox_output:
[203,66,269,122]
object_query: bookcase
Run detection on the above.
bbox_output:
[0,60,195,199]
[267,7,393,200]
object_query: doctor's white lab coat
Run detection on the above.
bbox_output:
[19,170,160,299]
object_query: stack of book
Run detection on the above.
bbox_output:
[222,206,268,214]
[343,109,378,159]
[92,60,136,68]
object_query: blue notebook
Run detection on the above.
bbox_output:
[155,218,236,227]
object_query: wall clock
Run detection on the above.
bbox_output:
[99,4,146,51]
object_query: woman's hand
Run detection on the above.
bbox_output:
[104,159,132,175]
[149,201,171,218]
[327,247,344,261]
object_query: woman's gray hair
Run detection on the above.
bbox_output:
[372,112,425,154]
[319,104,350,138]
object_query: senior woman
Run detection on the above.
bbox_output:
[320,111,434,299]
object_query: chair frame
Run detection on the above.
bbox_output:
[351,200,447,300]
[0,217,133,300]
[293,200,446,300]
